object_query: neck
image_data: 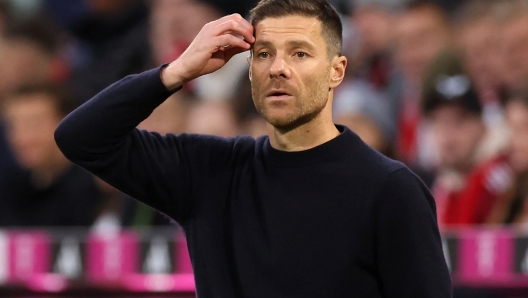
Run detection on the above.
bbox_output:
[268,104,339,152]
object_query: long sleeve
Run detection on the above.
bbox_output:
[374,167,452,297]
[54,66,234,224]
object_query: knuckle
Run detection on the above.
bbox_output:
[220,35,231,43]
[227,20,238,28]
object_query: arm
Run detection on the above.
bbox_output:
[374,168,452,298]
[55,68,191,224]
[55,14,255,224]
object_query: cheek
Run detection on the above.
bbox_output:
[305,70,331,92]
[512,131,528,151]
[431,123,454,146]
[250,79,262,103]
[456,122,480,146]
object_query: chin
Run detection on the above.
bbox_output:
[265,112,319,132]
[15,153,39,170]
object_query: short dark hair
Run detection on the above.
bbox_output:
[250,0,343,58]
[4,16,63,56]
[4,84,77,118]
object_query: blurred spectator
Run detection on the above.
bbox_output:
[489,90,528,226]
[185,100,239,137]
[230,73,268,138]
[149,0,221,66]
[345,3,394,79]
[45,0,151,103]
[333,80,393,155]
[0,84,104,226]
[454,0,502,109]
[336,2,401,147]
[0,0,10,33]
[422,51,513,228]
[137,93,188,136]
[393,1,452,169]
[394,1,452,93]
[498,0,528,93]
[149,0,252,102]
[453,0,510,158]
[0,16,67,200]
[0,16,67,101]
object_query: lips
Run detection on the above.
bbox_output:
[266,90,292,97]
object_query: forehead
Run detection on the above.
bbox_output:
[254,15,323,44]
[397,10,444,34]
[430,104,474,119]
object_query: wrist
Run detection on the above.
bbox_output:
[160,62,186,91]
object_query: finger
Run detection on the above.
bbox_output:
[233,17,255,43]
[212,14,254,43]
[231,15,254,39]
[216,34,251,51]
[211,18,254,43]
[222,43,252,62]
[212,20,254,43]
[205,14,245,33]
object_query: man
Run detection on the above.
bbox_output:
[0,16,67,193]
[499,0,528,92]
[55,0,451,296]
[0,84,104,226]
[453,0,513,157]
[393,2,452,169]
[421,51,513,227]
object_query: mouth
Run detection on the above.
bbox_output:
[266,90,292,98]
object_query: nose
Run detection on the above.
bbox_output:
[269,54,290,79]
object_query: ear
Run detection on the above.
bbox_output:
[329,56,347,89]
[247,55,253,81]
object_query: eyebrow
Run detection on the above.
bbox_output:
[287,40,316,51]
[253,40,273,50]
[253,40,317,51]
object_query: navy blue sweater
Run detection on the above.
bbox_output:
[55,66,452,297]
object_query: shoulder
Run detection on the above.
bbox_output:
[341,125,406,178]
[374,166,437,221]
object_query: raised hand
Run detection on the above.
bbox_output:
[161,14,255,90]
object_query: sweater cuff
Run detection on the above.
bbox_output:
[152,64,183,95]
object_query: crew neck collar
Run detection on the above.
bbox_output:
[263,125,361,167]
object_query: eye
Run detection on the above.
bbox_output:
[257,52,270,59]
[295,52,307,58]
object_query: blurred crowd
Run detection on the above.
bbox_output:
[0,0,527,233]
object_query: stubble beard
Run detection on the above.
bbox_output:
[251,76,330,132]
